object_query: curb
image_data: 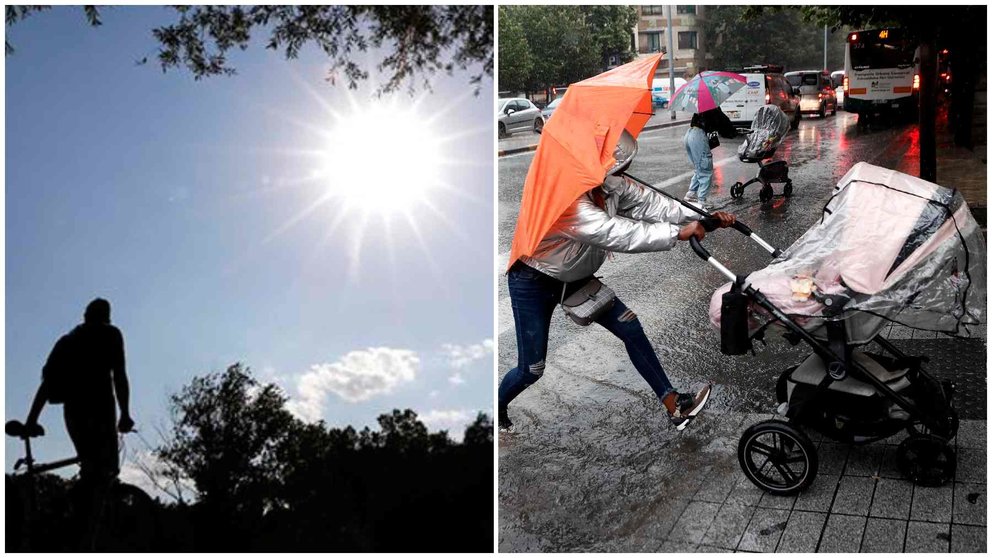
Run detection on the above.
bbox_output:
[498,118,691,157]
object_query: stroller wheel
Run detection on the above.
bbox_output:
[907,407,959,442]
[758,185,774,203]
[897,434,956,487]
[738,420,818,496]
[730,182,744,199]
[783,181,793,197]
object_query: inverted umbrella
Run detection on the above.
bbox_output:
[669,71,747,113]
[508,54,664,270]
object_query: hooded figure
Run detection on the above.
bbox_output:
[500,130,738,433]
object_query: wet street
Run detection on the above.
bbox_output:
[497,112,986,551]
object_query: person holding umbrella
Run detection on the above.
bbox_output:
[668,71,748,211]
[501,55,738,433]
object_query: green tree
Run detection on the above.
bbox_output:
[6,5,493,94]
[579,6,639,68]
[497,6,533,94]
[704,6,847,72]
[500,6,616,95]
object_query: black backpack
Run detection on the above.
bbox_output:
[42,333,76,405]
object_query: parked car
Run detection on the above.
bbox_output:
[719,65,801,129]
[651,77,687,108]
[785,70,838,118]
[497,98,544,138]
[541,97,563,121]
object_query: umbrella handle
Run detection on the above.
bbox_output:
[621,172,781,258]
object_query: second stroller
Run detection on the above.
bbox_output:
[730,105,793,202]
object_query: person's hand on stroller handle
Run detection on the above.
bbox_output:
[678,221,707,241]
[710,211,736,228]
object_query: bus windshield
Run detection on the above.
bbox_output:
[850,30,915,71]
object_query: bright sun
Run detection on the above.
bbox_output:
[253,83,480,282]
[321,100,443,214]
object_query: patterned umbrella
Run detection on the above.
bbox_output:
[669,71,747,113]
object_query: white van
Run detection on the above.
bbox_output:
[719,69,800,128]
[651,77,686,108]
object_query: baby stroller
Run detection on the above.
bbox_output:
[697,162,986,495]
[729,105,793,202]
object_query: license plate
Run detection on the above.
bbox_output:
[873,100,886,105]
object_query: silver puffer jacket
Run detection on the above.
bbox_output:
[521,175,700,282]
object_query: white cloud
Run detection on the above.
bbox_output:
[440,338,494,369]
[419,409,474,440]
[448,372,466,385]
[286,347,420,422]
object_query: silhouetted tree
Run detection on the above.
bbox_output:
[6,5,493,94]
[150,363,492,551]
[156,363,295,549]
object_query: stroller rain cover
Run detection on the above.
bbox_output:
[738,105,791,161]
[710,162,987,344]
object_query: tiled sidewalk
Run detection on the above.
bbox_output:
[656,417,986,553]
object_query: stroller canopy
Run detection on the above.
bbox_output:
[738,105,791,161]
[710,162,986,343]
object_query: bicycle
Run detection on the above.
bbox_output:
[5,419,159,551]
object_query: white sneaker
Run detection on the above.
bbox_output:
[684,191,698,202]
[686,199,708,214]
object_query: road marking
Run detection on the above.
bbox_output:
[648,154,739,190]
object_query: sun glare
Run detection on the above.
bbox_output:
[243,78,486,283]
[321,101,443,214]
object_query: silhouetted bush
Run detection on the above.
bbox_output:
[6,364,493,551]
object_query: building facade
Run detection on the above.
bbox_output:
[635,5,708,79]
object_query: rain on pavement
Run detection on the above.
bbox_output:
[496,112,981,551]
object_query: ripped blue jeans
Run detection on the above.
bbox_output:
[498,263,675,408]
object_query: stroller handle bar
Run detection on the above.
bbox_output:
[689,236,739,283]
[622,172,782,258]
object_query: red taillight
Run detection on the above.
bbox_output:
[850,33,858,42]
[765,93,770,103]
[818,93,823,99]
[913,74,920,90]
[843,76,849,92]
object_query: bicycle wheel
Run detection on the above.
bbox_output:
[93,482,159,551]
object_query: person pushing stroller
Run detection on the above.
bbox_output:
[500,130,738,432]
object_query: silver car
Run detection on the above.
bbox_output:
[541,97,563,122]
[498,97,544,138]
[785,70,837,118]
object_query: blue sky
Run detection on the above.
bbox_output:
[5,7,493,477]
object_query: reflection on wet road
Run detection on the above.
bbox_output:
[497,112,946,552]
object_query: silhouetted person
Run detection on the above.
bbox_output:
[24,298,134,548]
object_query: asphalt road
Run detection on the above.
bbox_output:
[497,111,985,551]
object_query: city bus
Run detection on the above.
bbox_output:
[843,28,919,124]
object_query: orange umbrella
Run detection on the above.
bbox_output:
[507,54,664,271]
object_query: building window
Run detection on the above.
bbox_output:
[642,6,665,15]
[646,32,664,53]
[678,31,697,50]
[676,6,696,15]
